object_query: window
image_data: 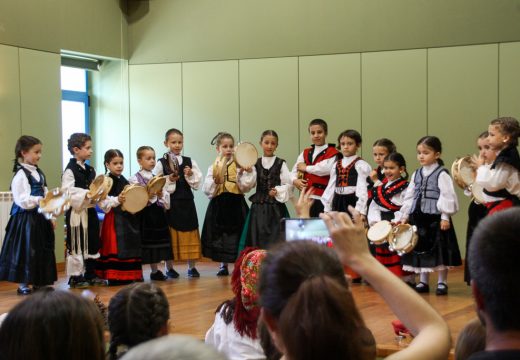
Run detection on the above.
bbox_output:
[61,67,89,168]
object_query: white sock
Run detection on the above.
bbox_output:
[419,272,430,284]
[220,262,227,268]
[438,269,448,284]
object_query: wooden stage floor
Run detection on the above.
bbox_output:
[0,263,474,358]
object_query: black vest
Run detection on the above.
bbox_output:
[159,155,194,200]
[65,158,96,190]
[11,165,46,215]
[249,157,284,204]
[335,157,360,187]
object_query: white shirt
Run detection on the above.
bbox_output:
[11,163,46,209]
[400,164,459,221]
[205,310,266,360]
[367,179,406,225]
[476,160,520,201]
[290,144,337,200]
[202,162,257,199]
[257,156,293,203]
[61,159,92,211]
[321,156,372,214]
[128,169,171,209]
[153,153,203,194]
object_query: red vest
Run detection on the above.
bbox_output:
[302,144,339,196]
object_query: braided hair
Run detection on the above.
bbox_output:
[108,283,170,360]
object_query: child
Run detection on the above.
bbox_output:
[367,152,412,281]
[96,150,143,285]
[154,128,203,278]
[369,138,397,187]
[108,283,170,359]
[205,248,267,360]
[464,131,494,285]
[322,130,371,218]
[239,130,292,250]
[61,133,102,288]
[400,136,462,295]
[130,146,174,281]
[476,116,520,215]
[291,119,339,217]
[0,136,57,295]
[201,132,256,276]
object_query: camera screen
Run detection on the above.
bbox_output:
[284,218,332,247]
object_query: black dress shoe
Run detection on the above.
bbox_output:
[17,286,32,295]
[216,266,229,276]
[150,270,168,281]
[436,282,448,296]
[415,282,430,293]
[187,268,200,278]
[166,268,180,279]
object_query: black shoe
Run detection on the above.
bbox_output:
[151,270,168,281]
[17,286,32,296]
[187,268,200,278]
[87,277,107,286]
[436,282,448,296]
[166,268,180,279]
[216,266,229,276]
[405,281,416,288]
[415,282,430,293]
[68,276,90,289]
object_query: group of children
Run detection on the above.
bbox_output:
[0,116,519,296]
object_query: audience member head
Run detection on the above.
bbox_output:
[108,283,170,360]
[0,288,105,360]
[121,334,227,360]
[454,318,486,360]
[259,240,375,360]
[469,208,520,333]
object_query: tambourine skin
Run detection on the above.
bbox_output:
[451,156,476,190]
[388,224,418,255]
[146,176,166,198]
[120,185,148,214]
[367,220,393,245]
[38,188,71,220]
[234,142,258,169]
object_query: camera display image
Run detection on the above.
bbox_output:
[284,218,332,247]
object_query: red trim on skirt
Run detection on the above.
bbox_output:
[486,198,514,216]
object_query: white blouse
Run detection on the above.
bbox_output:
[202,163,257,199]
[321,156,372,215]
[256,156,293,203]
[476,161,520,201]
[400,164,459,221]
[128,169,171,209]
[367,179,406,226]
[205,310,266,360]
[290,144,337,199]
[11,163,46,209]
[153,153,203,194]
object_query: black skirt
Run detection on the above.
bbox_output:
[0,211,57,286]
[401,211,462,269]
[166,198,199,231]
[141,203,173,264]
[201,192,249,263]
[464,201,487,284]
[243,201,289,250]
[332,193,358,216]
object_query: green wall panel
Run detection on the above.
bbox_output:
[499,42,520,119]
[182,60,240,227]
[428,44,499,256]
[239,57,299,167]
[361,49,427,167]
[129,63,182,174]
[299,53,361,155]
[0,45,21,190]
[19,48,64,261]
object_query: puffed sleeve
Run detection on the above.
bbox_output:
[306,157,336,176]
[274,161,293,203]
[367,198,382,226]
[128,174,138,185]
[185,159,202,190]
[237,166,257,193]
[290,151,305,183]
[354,160,372,215]
[11,170,42,209]
[61,168,89,211]
[391,191,407,223]
[321,166,337,212]
[437,171,459,220]
[476,163,520,195]
[399,171,417,221]
[154,161,176,194]
[202,165,217,199]
[97,195,120,213]
[159,188,171,210]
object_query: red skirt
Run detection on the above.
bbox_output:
[375,244,405,277]
[95,211,143,281]
[485,198,516,216]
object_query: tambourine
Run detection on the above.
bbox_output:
[388,224,418,255]
[469,182,486,204]
[146,176,166,198]
[451,156,475,190]
[120,184,148,214]
[39,188,71,220]
[367,220,393,245]
[234,142,258,169]
[213,155,232,185]
[87,175,113,203]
